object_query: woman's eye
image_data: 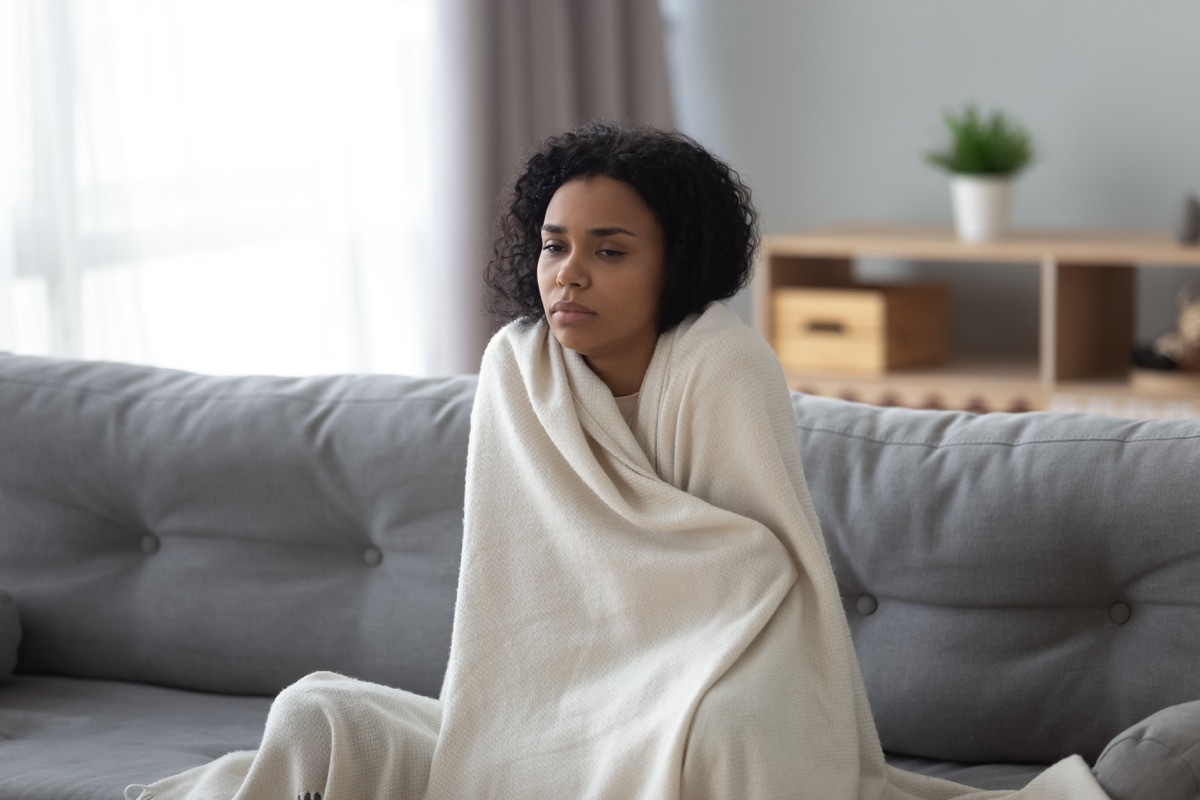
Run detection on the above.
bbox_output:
[598,249,625,258]
[541,242,563,253]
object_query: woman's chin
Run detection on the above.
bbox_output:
[548,327,593,355]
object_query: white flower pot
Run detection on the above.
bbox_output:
[950,175,1013,242]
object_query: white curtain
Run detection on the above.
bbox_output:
[1,0,674,376]
[1,0,435,375]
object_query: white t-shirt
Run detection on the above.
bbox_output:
[613,392,639,428]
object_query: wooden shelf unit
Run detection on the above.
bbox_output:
[754,224,1200,416]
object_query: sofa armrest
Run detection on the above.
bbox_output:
[1093,700,1200,800]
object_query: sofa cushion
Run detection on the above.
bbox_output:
[0,591,19,682]
[791,394,1200,766]
[0,354,476,698]
[0,674,271,800]
[885,754,1040,791]
[1092,699,1200,800]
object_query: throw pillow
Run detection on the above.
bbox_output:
[1092,700,1200,800]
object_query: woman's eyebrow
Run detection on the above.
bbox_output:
[540,223,637,237]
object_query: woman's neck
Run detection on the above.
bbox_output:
[584,348,654,397]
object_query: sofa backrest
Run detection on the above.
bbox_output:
[4,353,1200,767]
[792,393,1200,765]
[0,354,474,698]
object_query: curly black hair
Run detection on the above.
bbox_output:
[484,120,759,333]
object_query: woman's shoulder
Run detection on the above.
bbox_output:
[480,317,547,370]
[669,303,783,382]
[648,302,794,428]
[651,303,806,500]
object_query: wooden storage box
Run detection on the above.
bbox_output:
[771,284,950,374]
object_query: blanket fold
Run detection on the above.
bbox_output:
[128,303,1107,800]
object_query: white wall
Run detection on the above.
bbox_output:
[662,0,1200,353]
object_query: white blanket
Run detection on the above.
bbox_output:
[128,303,1108,799]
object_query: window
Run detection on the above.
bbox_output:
[2,0,434,375]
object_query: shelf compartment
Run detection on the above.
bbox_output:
[1041,260,1135,383]
[756,224,1200,417]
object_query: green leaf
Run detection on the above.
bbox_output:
[925,103,1036,176]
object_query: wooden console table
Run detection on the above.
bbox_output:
[753,224,1200,417]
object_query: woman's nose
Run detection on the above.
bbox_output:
[556,253,589,288]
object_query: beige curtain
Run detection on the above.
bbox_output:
[428,0,675,375]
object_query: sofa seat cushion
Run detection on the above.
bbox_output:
[0,675,271,800]
[886,754,1041,791]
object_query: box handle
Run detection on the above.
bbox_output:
[806,320,845,335]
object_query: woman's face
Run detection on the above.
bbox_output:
[537,176,667,396]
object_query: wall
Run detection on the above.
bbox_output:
[662,0,1200,354]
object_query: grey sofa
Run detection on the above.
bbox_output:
[1,352,1198,800]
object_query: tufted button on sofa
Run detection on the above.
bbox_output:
[1,352,1199,799]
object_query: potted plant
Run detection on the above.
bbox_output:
[926,104,1036,242]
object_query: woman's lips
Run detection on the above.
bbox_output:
[551,301,595,325]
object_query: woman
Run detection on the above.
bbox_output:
[128,122,1108,800]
